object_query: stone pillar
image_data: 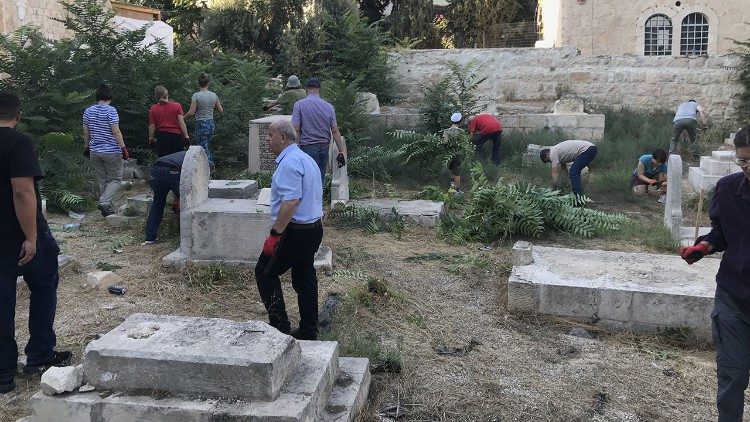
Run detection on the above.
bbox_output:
[328,139,349,207]
[512,241,533,265]
[179,146,210,254]
[663,154,683,241]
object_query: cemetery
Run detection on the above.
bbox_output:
[1,0,750,420]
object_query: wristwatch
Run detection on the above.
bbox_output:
[270,228,283,236]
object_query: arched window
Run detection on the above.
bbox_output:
[680,13,709,56]
[644,14,672,56]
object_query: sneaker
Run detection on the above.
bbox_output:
[23,350,72,374]
[0,379,15,394]
[97,204,113,217]
[658,195,667,204]
[142,239,158,245]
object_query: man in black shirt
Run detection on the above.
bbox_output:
[0,92,70,394]
[680,124,750,422]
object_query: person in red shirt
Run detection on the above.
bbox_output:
[148,86,190,157]
[467,113,503,165]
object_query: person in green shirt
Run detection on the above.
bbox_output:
[263,75,307,115]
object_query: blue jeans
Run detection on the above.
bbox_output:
[569,146,597,196]
[145,165,181,242]
[0,228,60,381]
[299,143,329,183]
[195,119,215,164]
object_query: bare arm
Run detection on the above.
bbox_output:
[636,161,653,184]
[111,123,125,148]
[331,125,346,157]
[215,99,223,114]
[184,100,197,119]
[551,166,561,185]
[272,199,300,233]
[177,115,189,140]
[293,124,301,141]
[83,125,90,148]
[11,177,38,265]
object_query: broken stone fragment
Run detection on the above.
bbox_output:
[78,383,95,392]
[40,365,83,395]
[84,271,123,290]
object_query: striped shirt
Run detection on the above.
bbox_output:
[83,104,120,153]
[291,93,337,146]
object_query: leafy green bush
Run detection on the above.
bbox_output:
[439,166,628,242]
[418,62,486,133]
[35,133,93,212]
[391,129,472,169]
[735,37,750,120]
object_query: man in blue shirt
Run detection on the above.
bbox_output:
[679,124,750,422]
[291,77,347,183]
[631,149,668,204]
[255,119,323,340]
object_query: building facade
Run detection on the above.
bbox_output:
[538,0,749,56]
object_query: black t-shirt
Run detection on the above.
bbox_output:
[0,127,48,252]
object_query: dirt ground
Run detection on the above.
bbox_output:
[0,183,725,422]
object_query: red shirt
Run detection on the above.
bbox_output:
[468,114,502,136]
[148,101,184,135]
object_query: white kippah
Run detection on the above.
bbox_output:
[450,112,462,123]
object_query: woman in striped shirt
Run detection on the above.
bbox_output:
[83,82,128,217]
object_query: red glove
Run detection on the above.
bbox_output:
[262,231,282,257]
[148,138,155,145]
[121,146,130,160]
[679,243,710,265]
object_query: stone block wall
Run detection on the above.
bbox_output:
[388,47,742,121]
[248,115,288,173]
[0,0,80,39]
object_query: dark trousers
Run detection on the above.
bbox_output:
[473,131,502,165]
[712,285,750,422]
[145,165,181,242]
[255,223,323,338]
[155,131,184,157]
[0,229,60,381]
[569,146,597,196]
[671,118,699,159]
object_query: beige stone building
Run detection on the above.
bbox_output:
[1,0,159,39]
[538,0,750,56]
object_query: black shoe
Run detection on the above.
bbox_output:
[23,350,72,374]
[0,379,15,394]
[290,328,317,341]
[97,204,113,217]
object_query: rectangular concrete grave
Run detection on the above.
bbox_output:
[188,199,270,261]
[323,357,371,422]
[83,314,301,401]
[209,180,259,199]
[347,199,444,227]
[507,245,719,339]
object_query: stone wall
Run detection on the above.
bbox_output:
[547,0,750,56]
[0,0,77,39]
[388,47,742,121]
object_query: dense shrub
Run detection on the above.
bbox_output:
[735,38,750,120]
[418,62,486,133]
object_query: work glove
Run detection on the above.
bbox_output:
[83,147,90,158]
[262,230,282,257]
[121,146,130,160]
[679,243,710,265]
[336,153,346,168]
[183,137,190,147]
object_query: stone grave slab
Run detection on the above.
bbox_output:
[348,199,444,227]
[188,199,270,262]
[83,314,301,401]
[664,154,683,240]
[508,244,719,339]
[209,180,259,199]
[249,115,291,173]
[323,357,371,422]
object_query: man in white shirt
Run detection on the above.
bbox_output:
[540,140,597,198]
[671,99,707,160]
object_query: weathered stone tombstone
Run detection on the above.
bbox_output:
[30,313,371,421]
[248,115,291,174]
[663,154,683,241]
[328,141,349,206]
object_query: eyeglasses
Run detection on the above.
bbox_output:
[734,157,750,168]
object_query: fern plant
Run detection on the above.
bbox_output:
[440,165,627,242]
[35,132,93,212]
[391,129,473,169]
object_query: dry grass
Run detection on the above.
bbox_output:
[1,185,720,422]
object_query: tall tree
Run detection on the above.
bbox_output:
[446,0,522,47]
[386,0,440,48]
[358,0,390,24]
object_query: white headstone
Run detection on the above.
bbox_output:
[664,154,683,240]
[179,146,210,254]
[328,141,349,206]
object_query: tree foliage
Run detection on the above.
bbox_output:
[419,62,486,133]
[385,0,441,48]
[735,38,750,120]
[439,166,628,243]
[445,0,530,47]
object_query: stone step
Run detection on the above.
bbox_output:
[711,150,735,162]
[208,180,259,199]
[347,199,444,227]
[507,245,719,339]
[189,198,271,261]
[83,314,300,401]
[323,357,371,422]
[125,194,153,215]
[688,166,723,190]
[32,341,345,422]
[699,156,738,176]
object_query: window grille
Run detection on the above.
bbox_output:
[680,13,709,56]
[644,14,672,56]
